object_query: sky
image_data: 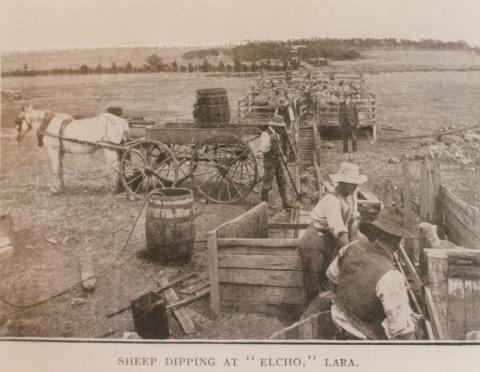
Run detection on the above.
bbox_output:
[1,0,480,51]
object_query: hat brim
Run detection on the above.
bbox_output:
[369,219,414,239]
[330,174,367,184]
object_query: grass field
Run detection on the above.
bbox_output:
[1,50,480,338]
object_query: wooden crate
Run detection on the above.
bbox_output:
[208,202,307,316]
[424,248,480,340]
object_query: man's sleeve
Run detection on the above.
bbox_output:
[376,270,416,339]
[259,131,271,153]
[323,194,348,239]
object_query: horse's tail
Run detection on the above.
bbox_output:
[37,112,55,147]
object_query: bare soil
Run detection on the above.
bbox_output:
[1,59,480,339]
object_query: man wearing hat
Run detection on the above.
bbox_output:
[299,162,366,300]
[339,93,359,153]
[326,208,417,340]
[258,119,293,210]
[274,97,294,156]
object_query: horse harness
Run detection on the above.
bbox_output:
[36,114,73,154]
[58,118,74,154]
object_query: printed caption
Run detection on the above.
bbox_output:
[117,354,359,368]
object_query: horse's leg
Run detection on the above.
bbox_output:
[104,148,122,194]
[46,144,65,194]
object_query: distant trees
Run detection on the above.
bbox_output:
[146,54,164,71]
[2,36,475,78]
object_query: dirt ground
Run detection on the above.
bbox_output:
[1,53,480,339]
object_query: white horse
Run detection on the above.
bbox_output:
[15,104,130,194]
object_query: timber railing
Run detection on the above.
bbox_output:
[207,202,307,317]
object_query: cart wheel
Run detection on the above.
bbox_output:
[191,133,258,203]
[121,139,178,200]
[168,144,196,184]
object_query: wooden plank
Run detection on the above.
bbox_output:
[218,254,302,271]
[447,277,466,340]
[384,179,394,209]
[166,288,210,311]
[207,229,220,316]
[217,238,299,247]
[448,265,480,280]
[268,222,309,230]
[179,280,209,296]
[465,280,480,337]
[80,245,96,291]
[399,245,423,288]
[221,299,302,318]
[220,283,305,305]
[216,203,269,239]
[424,320,435,340]
[219,245,298,256]
[425,249,449,337]
[218,268,303,287]
[401,156,412,229]
[431,153,443,228]
[443,208,480,250]
[425,286,445,340]
[441,185,480,249]
[157,272,196,335]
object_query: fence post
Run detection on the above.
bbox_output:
[431,153,444,238]
[401,156,412,229]
[383,179,393,209]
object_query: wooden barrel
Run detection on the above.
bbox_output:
[193,88,231,127]
[145,188,195,264]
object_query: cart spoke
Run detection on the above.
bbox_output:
[123,159,147,170]
[225,174,243,198]
[125,172,143,186]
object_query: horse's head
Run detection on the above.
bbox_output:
[15,106,32,143]
[15,105,51,144]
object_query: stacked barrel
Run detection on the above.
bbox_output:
[193,88,231,127]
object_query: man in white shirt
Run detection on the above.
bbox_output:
[299,162,366,299]
[259,118,293,209]
[326,208,417,340]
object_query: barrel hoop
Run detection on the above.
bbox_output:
[148,201,194,210]
[146,214,195,224]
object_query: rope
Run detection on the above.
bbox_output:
[0,198,149,313]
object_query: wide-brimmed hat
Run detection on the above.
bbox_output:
[330,162,367,184]
[277,97,289,106]
[360,208,414,239]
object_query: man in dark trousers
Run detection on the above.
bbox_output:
[259,119,293,210]
[339,93,359,153]
[299,162,366,300]
[326,208,418,340]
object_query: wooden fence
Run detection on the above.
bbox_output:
[208,202,306,317]
[419,154,480,339]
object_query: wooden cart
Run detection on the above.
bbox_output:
[120,122,260,203]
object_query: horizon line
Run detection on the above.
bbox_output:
[2,36,478,54]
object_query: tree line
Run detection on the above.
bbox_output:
[1,54,303,77]
[182,37,472,61]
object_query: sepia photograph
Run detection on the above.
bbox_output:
[1,0,480,370]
